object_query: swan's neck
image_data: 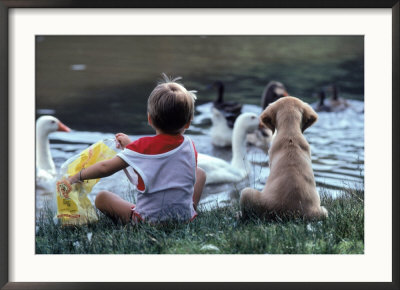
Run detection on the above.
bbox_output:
[231,125,250,172]
[36,130,55,174]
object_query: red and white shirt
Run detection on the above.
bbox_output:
[125,134,198,191]
[117,134,198,223]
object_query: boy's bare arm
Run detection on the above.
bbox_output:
[115,133,131,149]
[68,156,128,184]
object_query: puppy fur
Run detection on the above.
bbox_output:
[240,96,328,220]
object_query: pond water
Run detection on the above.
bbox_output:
[35,35,364,214]
[36,36,364,134]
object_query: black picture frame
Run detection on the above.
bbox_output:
[0,1,398,290]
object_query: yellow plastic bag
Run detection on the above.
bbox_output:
[56,139,118,226]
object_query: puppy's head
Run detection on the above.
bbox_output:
[260,96,318,134]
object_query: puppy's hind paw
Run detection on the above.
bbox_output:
[320,206,328,218]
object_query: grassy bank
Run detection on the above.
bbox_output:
[36,186,364,254]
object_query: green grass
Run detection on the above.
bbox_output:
[35,186,364,254]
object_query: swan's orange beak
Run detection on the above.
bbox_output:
[57,121,71,132]
[283,90,289,97]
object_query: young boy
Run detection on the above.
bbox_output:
[68,75,206,224]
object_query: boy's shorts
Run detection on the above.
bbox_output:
[130,205,144,223]
[130,205,198,224]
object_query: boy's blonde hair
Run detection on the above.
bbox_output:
[147,74,197,134]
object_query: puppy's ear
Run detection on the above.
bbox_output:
[301,103,318,132]
[260,104,276,134]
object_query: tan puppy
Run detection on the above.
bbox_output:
[240,96,328,220]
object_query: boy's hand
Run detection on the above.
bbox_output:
[115,133,131,149]
[67,174,80,185]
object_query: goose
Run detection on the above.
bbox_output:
[210,107,234,147]
[328,84,350,112]
[245,124,274,153]
[212,81,242,126]
[209,81,243,147]
[313,85,350,113]
[314,90,332,112]
[199,112,259,184]
[246,81,288,152]
[36,115,71,189]
[260,81,289,110]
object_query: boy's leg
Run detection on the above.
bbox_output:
[95,190,134,224]
[193,167,206,211]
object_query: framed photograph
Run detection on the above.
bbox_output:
[1,1,398,289]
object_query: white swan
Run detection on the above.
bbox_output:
[36,115,70,189]
[199,112,259,184]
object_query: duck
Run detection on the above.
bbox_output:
[246,81,288,153]
[198,112,259,184]
[209,81,243,147]
[36,115,71,190]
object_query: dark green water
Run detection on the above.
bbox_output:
[36,35,363,134]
